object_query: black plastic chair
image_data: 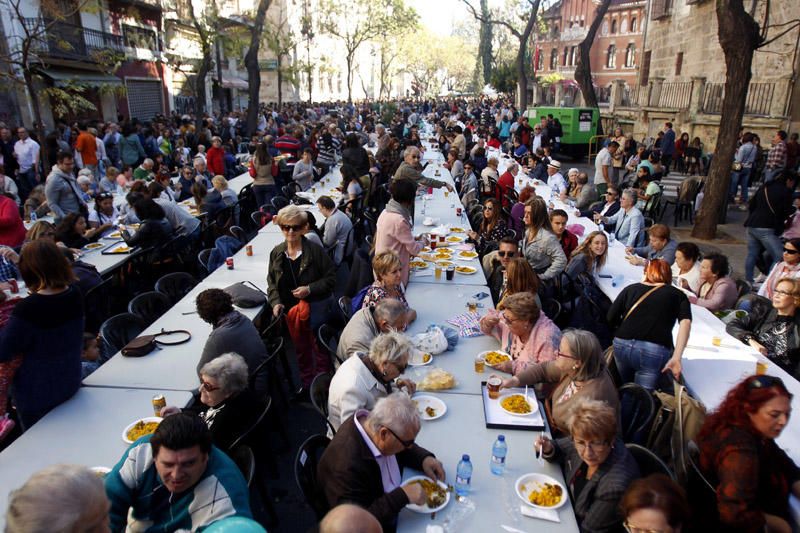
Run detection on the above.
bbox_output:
[127,291,171,326]
[317,324,343,369]
[295,434,332,520]
[99,313,146,360]
[154,272,198,304]
[541,298,561,322]
[337,296,352,324]
[734,278,752,299]
[229,225,248,244]
[83,276,114,334]
[619,383,657,444]
[310,372,336,436]
[251,210,269,228]
[686,440,719,528]
[625,443,675,479]
[197,248,212,274]
[271,196,289,212]
[228,444,256,486]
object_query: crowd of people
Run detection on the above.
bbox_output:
[0,96,799,533]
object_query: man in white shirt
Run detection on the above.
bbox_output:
[13,127,40,202]
[546,160,567,195]
[594,141,619,196]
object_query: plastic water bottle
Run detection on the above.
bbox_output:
[612,274,625,287]
[29,212,37,223]
[598,222,604,234]
[455,454,472,496]
[490,435,507,475]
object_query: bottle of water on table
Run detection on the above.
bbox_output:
[490,435,507,475]
[455,454,472,496]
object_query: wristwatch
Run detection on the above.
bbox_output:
[742,335,753,344]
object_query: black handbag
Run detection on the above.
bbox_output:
[224,281,267,308]
[122,329,192,357]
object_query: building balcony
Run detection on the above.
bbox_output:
[23,18,125,63]
[560,27,588,41]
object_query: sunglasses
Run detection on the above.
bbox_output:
[784,248,799,254]
[497,251,516,257]
[280,224,304,232]
[383,425,415,448]
[747,375,785,390]
[483,206,494,211]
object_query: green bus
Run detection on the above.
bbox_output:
[525,106,600,156]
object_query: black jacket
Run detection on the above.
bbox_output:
[184,388,264,453]
[123,218,172,249]
[267,236,336,308]
[727,297,800,378]
[745,180,794,233]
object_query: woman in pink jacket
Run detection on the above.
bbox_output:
[691,253,739,312]
[375,178,426,286]
[479,291,561,375]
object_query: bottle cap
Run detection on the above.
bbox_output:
[498,435,505,442]
[462,454,470,461]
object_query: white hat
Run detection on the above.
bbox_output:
[547,160,561,170]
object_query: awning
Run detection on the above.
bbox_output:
[40,69,123,88]
[221,76,249,90]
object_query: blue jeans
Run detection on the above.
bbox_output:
[729,167,752,202]
[745,227,784,282]
[252,184,277,211]
[613,338,672,391]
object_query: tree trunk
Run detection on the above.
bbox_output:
[346,51,354,102]
[575,0,611,109]
[244,0,272,136]
[277,55,283,106]
[692,0,760,239]
[479,0,492,84]
[23,70,46,174]
[516,46,528,109]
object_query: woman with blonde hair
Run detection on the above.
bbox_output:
[361,251,417,323]
[501,257,541,307]
[566,230,608,278]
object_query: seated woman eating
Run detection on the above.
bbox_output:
[727,277,800,379]
[499,329,618,437]
[121,199,173,250]
[361,251,416,323]
[479,291,560,375]
[537,398,640,532]
[54,213,111,249]
[696,375,799,533]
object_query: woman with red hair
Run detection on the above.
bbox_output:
[697,375,798,532]
[606,259,692,390]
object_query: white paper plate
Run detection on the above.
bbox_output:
[122,417,162,444]
[403,475,451,513]
[454,266,478,275]
[90,466,111,478]
[478,350,511,368]
[413,394,447,421]
[457,251,479,260]
[82,242,104,251]
[498,393,536,417]
[444,235,465,244]
[103,231,123,240]
[408,352,433,366]
[515,473,568,510]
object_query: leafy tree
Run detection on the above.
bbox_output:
[186,0,218,125]
[319,0,418,102]
[489,60,517,94]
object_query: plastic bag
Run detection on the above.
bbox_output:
[412,326,449,354]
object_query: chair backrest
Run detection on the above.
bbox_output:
[83,276,114,334]
[127,291,172,326]
[619,383,657,444]
[271,196,290,212]
[99,313,146,359]
[337,296,352,324]
[294,434,332,520]
[197,248,212,273]
[228,444,256,487]
[734,278,752,299]
[154,272,198,304]
[625,443,675,480]
[230,396,272,450]
[310,372,335,437]
[686,440,719,528]
[251,210,268,228]
[317,324,343,368]
[541,298,561,322]
[229,225,247,244]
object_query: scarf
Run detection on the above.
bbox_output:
[385,198,413,228]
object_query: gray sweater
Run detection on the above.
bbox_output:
[322,208,353,265]
[197,310,268,397]
[337,307,380,361]
[44,165,86,221]
[154,198,200,236]
[293,160,315,190]
[521,229,567,281]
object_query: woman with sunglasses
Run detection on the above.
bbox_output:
[566,231,608,280]
[160,353,262,454]
[696,375,798,532]
[499,329,618,437]
[759,238,800,300]
[468,198,507,254]
[479,291,560,375]
[267,205,336,389]
[536,398,640,532]
[728,278,800,378]
[327,332,416,434]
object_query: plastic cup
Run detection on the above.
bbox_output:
[712,336,722,347]
[434,264,442,279]
[487,377,502,399]
[756,359,769,375]
[446,265,455,281]
[467,299,478,313]
[474,357,485,373]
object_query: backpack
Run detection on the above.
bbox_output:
[567,272,613,348]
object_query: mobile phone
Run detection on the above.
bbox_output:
[473,292,490,300]
[598,274,613,279]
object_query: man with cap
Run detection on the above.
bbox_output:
[546,159,567,195]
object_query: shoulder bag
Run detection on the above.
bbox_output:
[224,280,267,308]
[122,329,192,357]
[623,284,662,322]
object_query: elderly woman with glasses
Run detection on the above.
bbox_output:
[327,332,416,433]
[696,375,799,532]
[362,251,417,323]
[728,278,800,379]
[537,399,640,533]
[499,329,618,437]
[479,291,561,375]
[161,353,262,453]
[268,204,336,389]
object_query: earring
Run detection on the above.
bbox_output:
[572,364,579,370]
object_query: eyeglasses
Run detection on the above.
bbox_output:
[200,379,220,392]
[383,425,415,449]
[747,375,785,391]
[280,224,304,232]
[483,206,494,211]
[623,522,667,533]
[774,289,798,297]
[556,350,577,360]
[784,248,799,254]
[497,251,516,258]
[573,439,610,452]
[501,312,522,324]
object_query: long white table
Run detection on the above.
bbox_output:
[0,387,193,529]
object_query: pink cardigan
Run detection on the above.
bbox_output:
[483,310,561,375]
[375,210,423,286]
[695,276,739,312]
